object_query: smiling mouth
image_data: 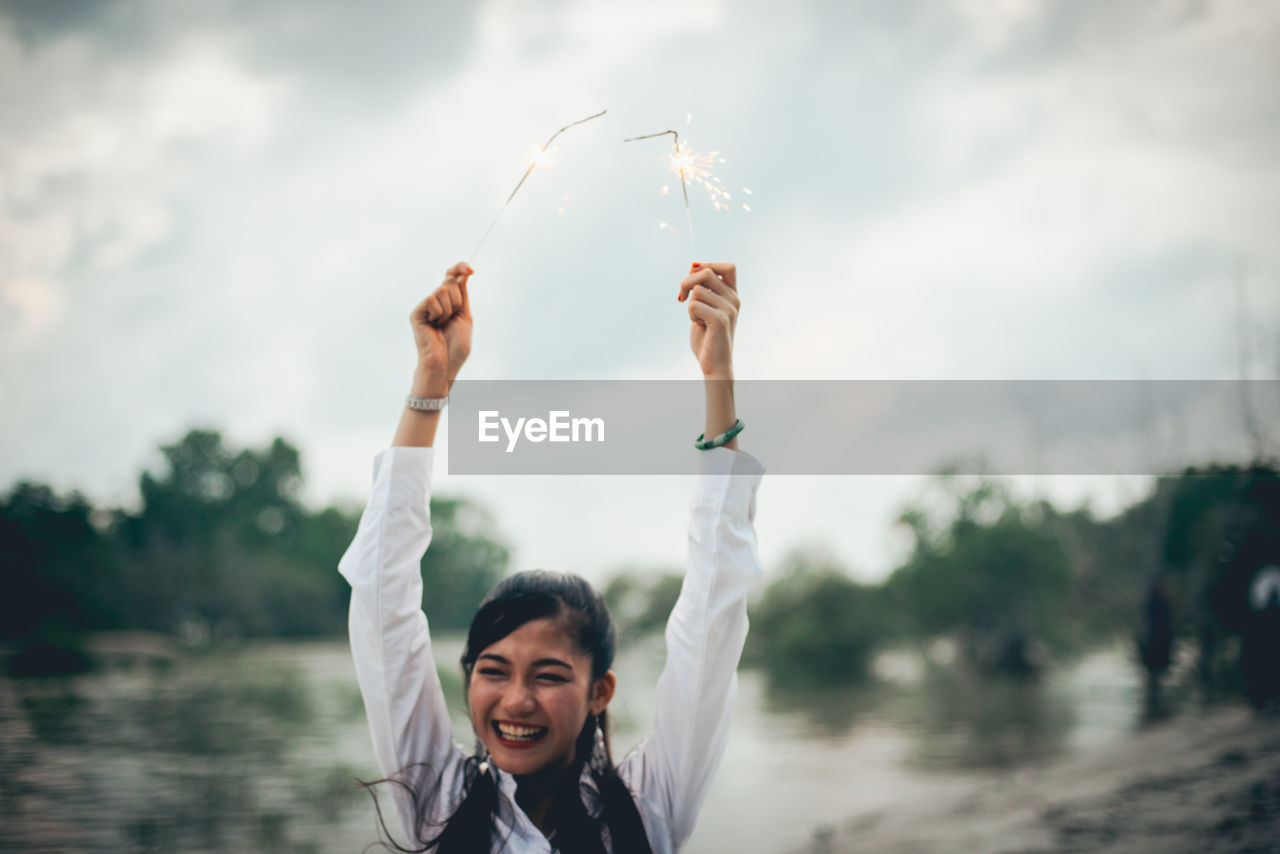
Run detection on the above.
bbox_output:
[493,721,548,745]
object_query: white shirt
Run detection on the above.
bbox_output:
[339,446,765,853]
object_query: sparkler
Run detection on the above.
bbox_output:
[623,129,697,259]
[624,125,748,261]
[469,109,606,263]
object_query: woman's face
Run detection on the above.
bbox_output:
[468,616,616,777]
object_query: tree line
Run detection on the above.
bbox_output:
[2,429,508,675]
[6,428,1278,700]
[605,465,1280,699]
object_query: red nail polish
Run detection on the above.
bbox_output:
[691,262,701,269]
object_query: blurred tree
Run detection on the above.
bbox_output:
[885,477,1073,676]
[2,428,510,664]
[602,570,683,638]
[1153,463,1280,697]
[747,551,894,684]
[417,496,509,631]
[1,483,108,640]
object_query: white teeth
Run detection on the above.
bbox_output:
[496,722,547,741]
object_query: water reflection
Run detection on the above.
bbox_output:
[906,667,1075,769]
[757,662,1077,769]
[758,677,896,740]
[1,639,1160,854]
[0,646,372,853]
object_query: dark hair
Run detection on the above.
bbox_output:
[363,570,652,854]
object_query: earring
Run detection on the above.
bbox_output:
[590,713,608,774]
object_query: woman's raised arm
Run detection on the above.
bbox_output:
[624,262,765,849]
[393,261,474,447]
[679,261,741,448]
[339,262,477,844]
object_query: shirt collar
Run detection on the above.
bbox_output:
[492,763,605,820]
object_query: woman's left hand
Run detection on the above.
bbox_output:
[678,262,739,379]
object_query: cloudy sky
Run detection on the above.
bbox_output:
[3,0,1277,581]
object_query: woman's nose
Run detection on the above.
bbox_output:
[503,678,538,715]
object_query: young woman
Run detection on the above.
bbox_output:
[339,260,764,853]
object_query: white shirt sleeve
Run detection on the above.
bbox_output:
[626,447,766,849]
[337,446,467,845]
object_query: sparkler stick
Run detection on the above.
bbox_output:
[623,129,697,260]
[469,109,607,263]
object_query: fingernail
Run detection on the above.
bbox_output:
[691,262,701,269]
[465,266,474,275]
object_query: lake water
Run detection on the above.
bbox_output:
[0,635,1161,853]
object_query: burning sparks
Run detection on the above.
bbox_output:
[624,121,751,259]
[668,139,732,211]
[528,144,557,170]
[469,109,606,262]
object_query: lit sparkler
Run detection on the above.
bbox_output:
[623,129,697,258]
[624,124,749,260]
[469,109,606,262]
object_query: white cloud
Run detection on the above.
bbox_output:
[748,0,1280,382]
[0,20,290,355]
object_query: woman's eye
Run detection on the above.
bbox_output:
[537,673,568,683]
[478,668,506,678]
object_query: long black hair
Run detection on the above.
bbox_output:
[362,570,653,854]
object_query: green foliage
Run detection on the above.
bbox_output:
[886,477,1074,673]
[419,497,508,630]
[747,553,894,684]
[1150,464,1280,680]
[1,482,121,639]
[602,570,684,637]
[1,428,510,662]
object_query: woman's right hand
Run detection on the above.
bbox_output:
[409,261,474,397]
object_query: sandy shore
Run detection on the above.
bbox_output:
[790,705,1280,854]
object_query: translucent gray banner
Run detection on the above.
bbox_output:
[446,380,1279,475]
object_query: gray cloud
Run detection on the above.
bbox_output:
[2,0,1278,577]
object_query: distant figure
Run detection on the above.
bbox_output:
[1242,565,1280,709]
[1138,581,1174,679]
[1137,581,1174,720]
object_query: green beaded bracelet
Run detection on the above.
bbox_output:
[694,418,745,450]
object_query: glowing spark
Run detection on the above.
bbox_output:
[625,124,745,259]
[660,185,669,195]
[469,109,607,263]
[528,144,557,169]
[624,129,733,212]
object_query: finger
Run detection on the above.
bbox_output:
[691,269,740,311]
[689,284,738,321]
[445,281,465,318]
[678,267,736,304]
[446,261,474,279]
[411,296,433,325]
[423,295,443,324]
[701,262,736,292]
[434,284,455,318]
[688,298,730,330]
[457,276,471,320]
